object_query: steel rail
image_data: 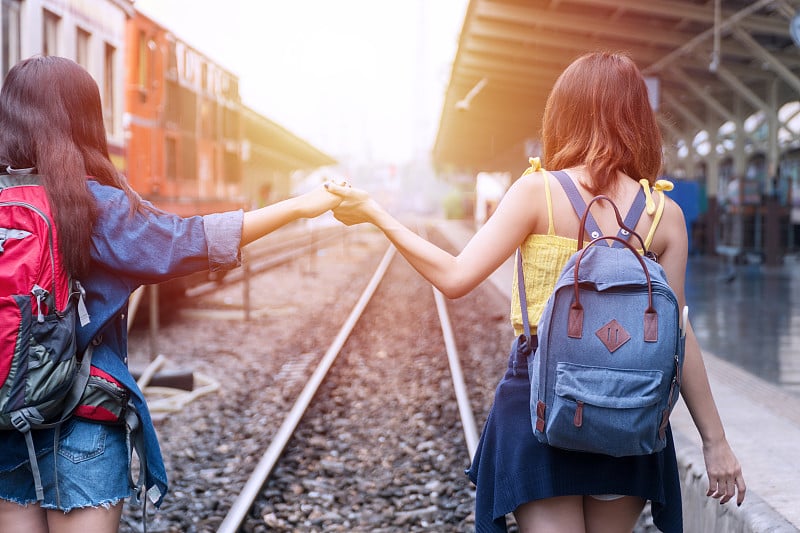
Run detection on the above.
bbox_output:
[431,285,480,459]
[185,225,344,299]
[216,244,397,533]
[419,224,479,458]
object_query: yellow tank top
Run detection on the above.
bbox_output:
[510,164,672,336]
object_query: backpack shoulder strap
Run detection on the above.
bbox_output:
[552,170,648,249]
[620,188,647,246]
[550,170,606,245]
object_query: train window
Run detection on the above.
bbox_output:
[103,43,115,134]
[223,152,239,184]
[2,0,21,76]
[42,9,60,56]
[182,137,196,182]
[137,31,148,95]
[165,80,179,124]
[167,40,177,77]
[76,28,90,70]
[165,137,177,182]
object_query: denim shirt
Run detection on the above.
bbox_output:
[0,180,243,507]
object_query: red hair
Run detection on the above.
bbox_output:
[542,51,662,194]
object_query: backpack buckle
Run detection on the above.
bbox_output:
[10,412,31,433]
[10,408,43,432]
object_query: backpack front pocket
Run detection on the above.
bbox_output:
[545,363,665,456]
[73,367,129,424]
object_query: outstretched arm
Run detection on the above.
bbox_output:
[657,199,746,506]
[240,184,341,247]
[325,175,544,298]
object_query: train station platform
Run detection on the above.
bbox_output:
[432,218,800,533]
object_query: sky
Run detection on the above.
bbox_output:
[133,0,469,166]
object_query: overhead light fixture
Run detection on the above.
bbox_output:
[456,77,488,111]
[709,0,720,72]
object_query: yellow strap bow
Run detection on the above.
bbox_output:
[522,157,542,175]
[639,178,673,248]
[639,178,673,215]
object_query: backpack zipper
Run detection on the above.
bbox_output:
[0,227,32,253]
[31,285,49,323]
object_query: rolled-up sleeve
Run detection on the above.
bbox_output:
[202,210,243,271]
[89,182,244,284]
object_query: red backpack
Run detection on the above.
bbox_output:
[0,172,92,500]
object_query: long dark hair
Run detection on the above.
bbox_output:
[0,56,142,279]
[542,51,662,195]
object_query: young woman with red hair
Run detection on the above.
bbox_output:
[326,51,745,532]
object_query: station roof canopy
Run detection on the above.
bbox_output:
[433,0,800,175]
[242,105,337,172]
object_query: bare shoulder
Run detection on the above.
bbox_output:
[491,169,551,235]
[659,194,688,232]
[513,169,552,205]
[511,168,548,191]
[652,193,689,261]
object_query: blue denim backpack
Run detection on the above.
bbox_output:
[522,171,687,457]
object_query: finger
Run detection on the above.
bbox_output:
[327,177,351,188]
[736,477,746,507]
[719,480,734,504]
[332,213,353,226]
[707,479,722,499]
[324,182,346,195]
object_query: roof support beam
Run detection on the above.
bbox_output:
[712,63,775,119]
[663,93,706,133]
[668,66,736,123]
[569,0,789,36]
[644,0,778,74]
[474,1,692,48]
[733,27,800,95]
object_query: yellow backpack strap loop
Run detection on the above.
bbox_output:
[522,157,555,235]
[544,171,555,235]
[639,178,674,248]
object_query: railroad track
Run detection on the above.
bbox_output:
[216,233,482,532]
[122,222,510,532]
[185,221,346,300]
[123,220,665,533]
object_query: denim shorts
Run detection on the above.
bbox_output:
[0,418,132,511]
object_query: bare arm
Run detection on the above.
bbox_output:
[326,174,545,298]
[657,199,746,506]
[240,184,340,247]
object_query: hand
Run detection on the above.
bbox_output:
[324,181,377,226]
[702,438,746,506]
[296,183,342,218]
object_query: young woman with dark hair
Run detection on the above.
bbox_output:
[0,55,340,533]
[326,51,745,532]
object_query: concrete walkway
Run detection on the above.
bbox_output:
[433,219,800,532]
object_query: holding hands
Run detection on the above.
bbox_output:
[324,180,381,226]
[296,182,344,218]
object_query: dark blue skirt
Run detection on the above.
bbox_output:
[467,335,682,532]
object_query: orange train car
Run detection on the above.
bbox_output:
[125,10,246,217]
